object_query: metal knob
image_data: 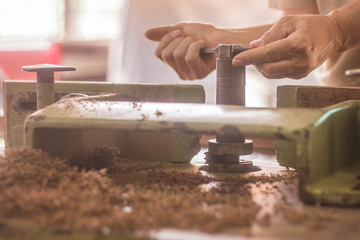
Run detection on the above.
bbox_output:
[22,64,76,110]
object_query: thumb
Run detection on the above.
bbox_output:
[145,26,176,41]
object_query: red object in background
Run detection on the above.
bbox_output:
[0,42,61,80]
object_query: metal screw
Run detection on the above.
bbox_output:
[22,64,76,110]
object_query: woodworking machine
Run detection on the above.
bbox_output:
[4,44,360,207]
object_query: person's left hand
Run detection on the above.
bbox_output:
[146,23,237,80]
[232,14,342,79]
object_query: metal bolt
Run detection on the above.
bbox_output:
[201,44,254,173]
[22,64,76,110]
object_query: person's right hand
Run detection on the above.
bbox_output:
[232,14,343,79]
[145,23,231,80]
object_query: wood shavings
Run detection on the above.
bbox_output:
[0,146,299,238]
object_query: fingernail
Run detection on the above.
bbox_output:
[171,30,182,38]
[250,39,265,48]
[233,58,243,67]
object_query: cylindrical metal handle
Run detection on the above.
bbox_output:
[345,68,360,77]
[215,44,248,106]
[22,64,76,110]
[216,58,245,105]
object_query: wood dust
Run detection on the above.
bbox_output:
[0,146,298,237]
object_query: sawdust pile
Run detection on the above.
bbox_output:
[68,145,126,171]
[0,147,296,235]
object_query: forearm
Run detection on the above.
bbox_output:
[329,0,360,52]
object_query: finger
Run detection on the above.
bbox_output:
[173,37,196,79]
[161,37,187,79]
[186,39,215,80]
[145,26,177,41]
[249,39,265,48]
[254,59,308,79]
[250,16,296,48]
[154,30,182,59]
[232,38,294,67]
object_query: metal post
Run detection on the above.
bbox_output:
[216,44,246,106]
[22,64,76,110]
[202,44,254,173]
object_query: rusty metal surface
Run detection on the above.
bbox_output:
[4,80,205,149]
[23,97,360,206]
[25,100,323,138]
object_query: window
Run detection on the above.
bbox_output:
[64,0,125,41]
[0,0,63,40]
[0,0,125,41]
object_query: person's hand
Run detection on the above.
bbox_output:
[145,23,232,80]
[233,15,343,79]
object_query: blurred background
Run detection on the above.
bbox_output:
[0,0,320,111]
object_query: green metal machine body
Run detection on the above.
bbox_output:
[22,94,360,206]
[5,80,360,206]
[4,80,205,162]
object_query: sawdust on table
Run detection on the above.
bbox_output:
[0,146,299,237]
